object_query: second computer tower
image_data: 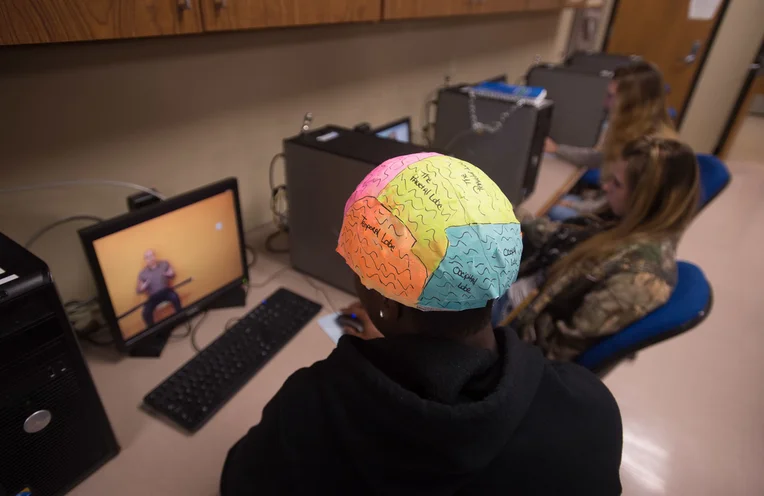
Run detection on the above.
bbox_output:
[433,86,553,206]
[285,126,430,294]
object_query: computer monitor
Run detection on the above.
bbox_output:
[483,74,509,84]
[374,117,411,143]
[79,178,248,354]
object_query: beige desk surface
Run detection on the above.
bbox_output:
[72,155,578,496]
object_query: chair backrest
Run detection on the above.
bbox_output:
[576,153,730,209]
[575,261,712,372]
[696,154,731,211]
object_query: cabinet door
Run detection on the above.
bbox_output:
[200,0,381,31]
[384,0,526,20]
[527,0,565,10]
[0,0,204,46]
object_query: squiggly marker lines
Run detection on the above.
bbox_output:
[337,197,427,306]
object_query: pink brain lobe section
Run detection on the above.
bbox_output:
[343,152,441,214]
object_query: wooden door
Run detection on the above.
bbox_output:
[200,0,381,31]
[383,0,526,21]
[0,0,204,45]
[605,0,726,117]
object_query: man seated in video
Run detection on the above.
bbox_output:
[137,249,182,327]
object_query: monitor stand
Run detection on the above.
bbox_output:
[129,329,172,358]
[127,284,248,358]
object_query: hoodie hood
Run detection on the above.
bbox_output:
[315,329,545,494]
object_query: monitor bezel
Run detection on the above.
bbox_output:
[78,177,248,352]
[373,117,412,143]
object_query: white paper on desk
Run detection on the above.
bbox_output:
[688,0,721,20]
[318,313,345,345]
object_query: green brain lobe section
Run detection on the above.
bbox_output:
[418,224,522,311]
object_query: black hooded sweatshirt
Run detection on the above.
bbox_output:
[220,328,622,495]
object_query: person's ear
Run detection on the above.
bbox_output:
[379,298,401,323]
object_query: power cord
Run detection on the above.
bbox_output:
[65,298,115,346]
[265,230,289,254]
[422,98,438,146]
[0,179,166,200]
[302,275,337,313]
[25,215,104,249]
[246,244,257,268]
[189,311,210,353]
[248,266,292,289]
[269,153,289,232]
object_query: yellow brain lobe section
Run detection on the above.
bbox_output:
[377,155,518,273]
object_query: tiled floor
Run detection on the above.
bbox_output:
[605,115,764,495]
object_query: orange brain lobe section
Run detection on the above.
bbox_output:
[337,197,427,307]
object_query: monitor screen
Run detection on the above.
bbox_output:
[81,182,245,345]
[375,119,411,143]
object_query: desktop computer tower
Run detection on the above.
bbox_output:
[0,233,119,496]
[285,126,429,294]
[432,86,553,206]
[565,50,640,74]
[526,64,611,148]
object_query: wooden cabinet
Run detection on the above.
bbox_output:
[383,0,567,21]
[528,0,565,10]
[200,0,381,32]
[383,0,526,21]
[0,0,203,46]
[0,0,564,46]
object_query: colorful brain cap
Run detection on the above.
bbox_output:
[336,153,522,311]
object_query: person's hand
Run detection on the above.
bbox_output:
[340,301,384,340]
[139,280,149,292]
[559,199,576,209]
[544,137,558,154]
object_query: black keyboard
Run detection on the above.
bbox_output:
[143,288,322,432]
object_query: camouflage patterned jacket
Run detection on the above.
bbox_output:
[513,216,677,362]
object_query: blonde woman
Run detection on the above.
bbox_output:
[546,61,678,219]
[495,137,700,361]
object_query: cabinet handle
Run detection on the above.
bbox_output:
[177,0,192,11]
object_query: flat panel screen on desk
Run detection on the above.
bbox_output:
[92,190,242,341]
[376,121,411,143]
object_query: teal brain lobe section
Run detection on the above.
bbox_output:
[418,223,523,311]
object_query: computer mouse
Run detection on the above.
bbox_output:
[336,313,364,334]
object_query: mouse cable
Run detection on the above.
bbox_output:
[189,311,210,353]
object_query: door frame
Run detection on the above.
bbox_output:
[713,38,764,157]
[600,0,732,127]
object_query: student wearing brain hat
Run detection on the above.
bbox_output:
[221,153,623,496]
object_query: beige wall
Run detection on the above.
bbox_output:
[0,12,562,301]
[678,0,764,153]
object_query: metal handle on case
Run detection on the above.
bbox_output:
[177,0,192,11]
[683,40,702,65]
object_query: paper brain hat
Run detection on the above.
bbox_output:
[336,152,522,311]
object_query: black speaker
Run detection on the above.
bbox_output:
[0,233,119,496]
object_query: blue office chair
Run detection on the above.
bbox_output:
[576,153,730,210]
[576,261,712,373]
[696,153,731,212]
[580,168,601,187]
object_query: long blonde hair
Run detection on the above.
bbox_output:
[602,61,677,164]
[549,137,700,280]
